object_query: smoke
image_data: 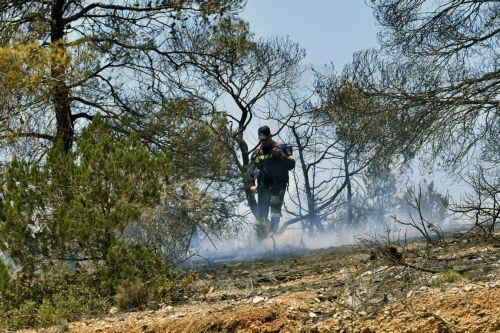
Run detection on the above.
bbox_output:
[187,222,375,267]
[187,212,473,268]
[180,170,475,267]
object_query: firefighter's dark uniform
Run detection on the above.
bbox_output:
[249,140,295,239]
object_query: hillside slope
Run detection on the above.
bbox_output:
[18,235,499,333]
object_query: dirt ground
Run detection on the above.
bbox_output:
[18,234,500,333]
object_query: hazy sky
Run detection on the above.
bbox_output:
[239,0,381,142]
[241,0,380,69]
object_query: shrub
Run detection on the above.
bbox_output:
[428,270,463,287]
[0,118,210,330]
[0,269,110,330]
[0,255,198,330]
[438,270,463,283]
[112,270,199,311]
[114,278,148,311]
[3,300,38,329]
[35,283,111,326]
[104,242,167,286]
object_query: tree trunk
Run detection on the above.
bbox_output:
[344,148,353,226]
[238,137,259,217]
[292,128,322,234]
[51,0,73,152]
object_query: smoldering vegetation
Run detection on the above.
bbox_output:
[186,171,480,267]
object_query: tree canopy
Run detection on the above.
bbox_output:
[0,0,244,154]
[345,0,499,167]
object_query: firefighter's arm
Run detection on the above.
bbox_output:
[280,146,295,170]
[284,153,295,170]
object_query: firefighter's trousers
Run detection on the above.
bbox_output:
[256,182,286,239]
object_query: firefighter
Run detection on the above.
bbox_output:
[248,126,295,239]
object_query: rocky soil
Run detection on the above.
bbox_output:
[18,233,500,332]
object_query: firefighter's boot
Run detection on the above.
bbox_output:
[270,214,280,234]
[269,194,283,234]
[256,218,269,240]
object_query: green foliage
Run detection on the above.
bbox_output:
[208,18,257,61]
[0,259,10,293]
[438,270,462,283]
[0,268,111,330]
[4,300,38,329]
[0,261,197,330]
[104,241,166,286]
[429,270,463,287]
[0,116,223,330]
[0,117,174,274]
[35,283,110,326]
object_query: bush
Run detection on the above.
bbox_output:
[147,272,198,305]
[3,300,38,329]
[0,118,211,330]
[0,268,112,330]
[35,283,111,326]
[0,256,199,331]
[114,278,148,311]
[428,270,463,287]
[438,270,463,283]
[112,270,199,311]
[104,242,167,286]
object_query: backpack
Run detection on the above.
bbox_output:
[256,140,293,157]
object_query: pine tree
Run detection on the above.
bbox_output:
[0,118,174,274]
